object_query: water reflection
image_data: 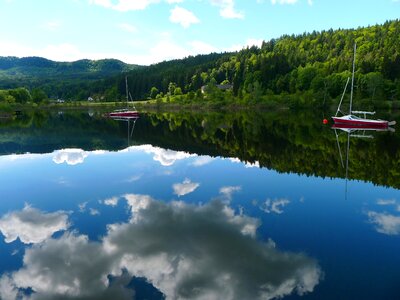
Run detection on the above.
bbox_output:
[53,149,89,166]
[0,205,69,244]
[0,197,321,300]
[366,198,400,235]
[2,110,400,299]
[132,145,194,167]
[2,109,399,187]
[332,125,400,236]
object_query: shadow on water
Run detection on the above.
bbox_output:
[1,109,399,188]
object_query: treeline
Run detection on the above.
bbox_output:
[105,19,400,106]
[1,20,399,105]
[1,109,400,188]
[0,57,140,101]
[0,87,48,109]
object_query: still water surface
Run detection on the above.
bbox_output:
[0,110,399,299]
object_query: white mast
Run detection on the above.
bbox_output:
[349,43,356,114]
[125,76,129,107]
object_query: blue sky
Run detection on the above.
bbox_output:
[0,0,399,65]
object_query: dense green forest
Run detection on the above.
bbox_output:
[1,110,399,188]
[0,57,140,100]
[104,19,400,107]
[0,19,399,106]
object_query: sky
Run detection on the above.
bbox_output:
[0,0,399,65]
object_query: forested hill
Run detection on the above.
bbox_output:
[1,19,399,103]
[0,56,140,99]
[106,19,400,103]
[0,56,139,78]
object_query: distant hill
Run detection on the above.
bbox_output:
[0,56,140,78]
[0,56,141,99]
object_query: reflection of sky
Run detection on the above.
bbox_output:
[366,198,400,235]
[1,145,400,299]
[0,196,322,299]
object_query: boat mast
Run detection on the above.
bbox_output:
[349,43,356,114]
[125,76,129,107]
[335,77,350,117]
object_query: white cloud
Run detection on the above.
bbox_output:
[0,205,69,244]
[131,145,194,166]
[227,156,261,168]
[105,197,322,299]
[89,208,100,216]
[125,175,142,182]
[149,39,190,63]
[78,202,88,213]
[0,197,322,300]
[53,148,88,165]
[376,198,400,211]
[117,23,138,33]
[2,233,130,299]
[0,40,113,62]
[191,155,215,166]
[210,0,244,19]
[123,194,153,217]
[367,211,400,235]
[138,38,222,64]
[0,276,18,300]
[89,0,161,11]
[271,0,298,4]
[228,38,264,52]
[41,20,62,31]
[103,197,119,207]
[189,40,219,54]
[173,178,200,196]
[377,199,396,206]
[219,185,241,201]
[169,6,200,28]
[42,43,85,62]
[0,36,220,65]
[260,198,291,214]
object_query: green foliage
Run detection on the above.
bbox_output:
[1,19,400,105]
[31,88,47,103]
[150,87,159,99]
[8,87,31,103]
[94,19,400,106]
[0,57,140,100]
[0,87,33,104]
[1,109,400,189]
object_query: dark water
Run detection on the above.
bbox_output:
[0,109,399,300]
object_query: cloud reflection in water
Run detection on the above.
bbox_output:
[0,196,322,299]
[0,205,69,244]
[52,149,89,166]
[366,198,400,235]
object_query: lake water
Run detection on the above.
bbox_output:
[0,109,399,299]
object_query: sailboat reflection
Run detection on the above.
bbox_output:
[110,116,138,147]
[333,124,395,199]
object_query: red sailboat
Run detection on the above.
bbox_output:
[107,76,139,119]
[332,44,395,128]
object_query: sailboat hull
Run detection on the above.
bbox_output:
[332,115,388,128]
[108,110,139,118]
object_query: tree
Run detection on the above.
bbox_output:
[150,87,159,99]
[9,88,31,103]
[174,87,183,95]
[31,88,47,103]
[168,82,177,96]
